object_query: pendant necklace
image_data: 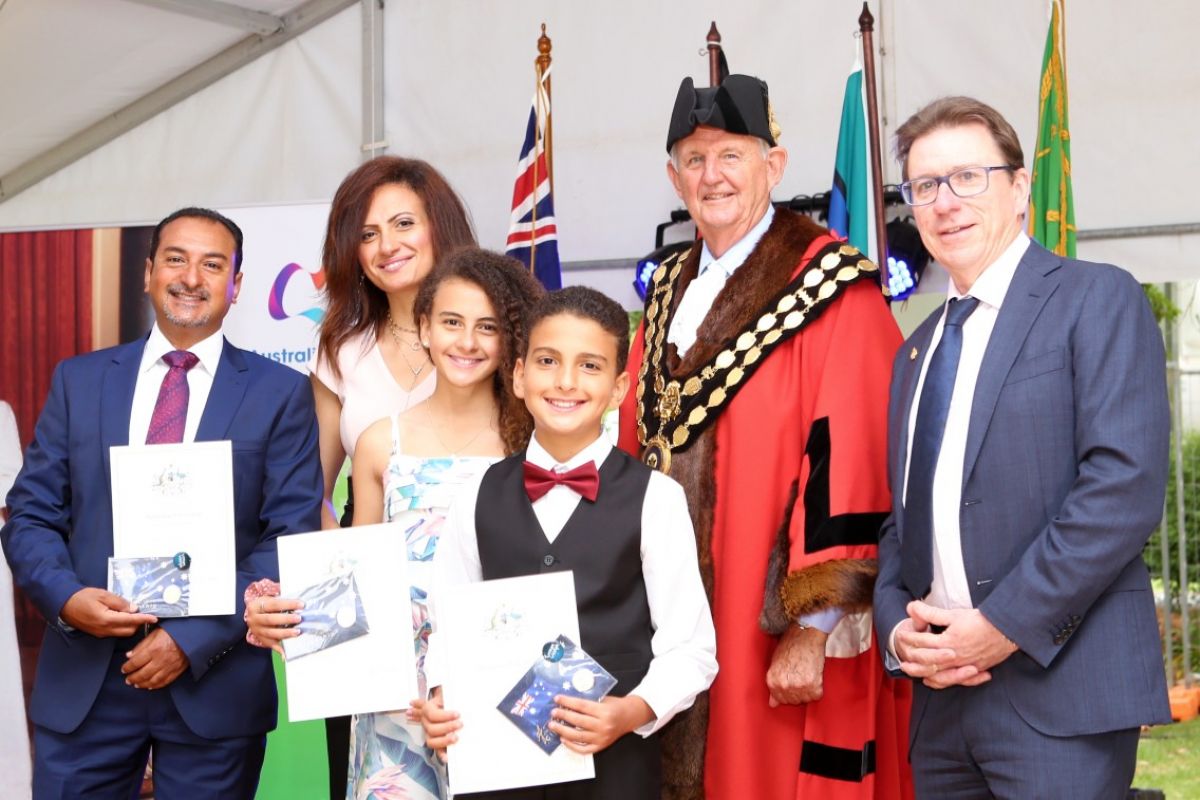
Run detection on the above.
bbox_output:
[426,406,493,457]
[386,311,429,380]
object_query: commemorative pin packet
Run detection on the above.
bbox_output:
[282,571,370,661]
[497,635,618,754]
[107,553,192,617]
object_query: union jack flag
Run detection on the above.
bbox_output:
[505,66,562,290]
[510,691,534,717]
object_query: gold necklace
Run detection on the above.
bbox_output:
[385,312,429,379]
[426,406,494,457]
[386,311,424,351]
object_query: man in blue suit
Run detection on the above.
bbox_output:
[873,97,1170,798]
[3,207,322,799]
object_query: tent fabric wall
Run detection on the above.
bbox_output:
[0,1,1196,281]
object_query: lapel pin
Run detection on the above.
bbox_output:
[909,347,919,361]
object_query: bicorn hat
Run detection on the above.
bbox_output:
[666,74,780,153]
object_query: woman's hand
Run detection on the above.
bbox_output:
[243,580,304,655]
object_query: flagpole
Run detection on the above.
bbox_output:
[528,26,550,278]
[538,24,554,195]
[858,3,889,274]
[706,22,722,86]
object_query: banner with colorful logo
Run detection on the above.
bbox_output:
[218,202,330,374]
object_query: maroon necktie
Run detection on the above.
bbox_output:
[522,461,600,503]
[145,350,200,444]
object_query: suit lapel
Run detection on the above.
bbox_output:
[197,339,249,441]
[101,339,146,480]
[962,244,1062,482]
[895,314,940,503]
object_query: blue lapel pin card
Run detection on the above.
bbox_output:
[497,635,617,754]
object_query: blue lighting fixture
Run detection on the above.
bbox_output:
[885,217,929,302]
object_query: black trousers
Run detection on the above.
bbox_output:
[325,476,356,799]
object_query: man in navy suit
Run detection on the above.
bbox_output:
[873,97,1170,798]
[2,207,322,799]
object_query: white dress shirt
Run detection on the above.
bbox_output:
[128,325,225,445]
[886,233,1030,662]
[429,431,718,736]
[667,205,774,358]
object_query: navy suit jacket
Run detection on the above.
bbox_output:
[874,241,1171,738]
[1,336,322,739]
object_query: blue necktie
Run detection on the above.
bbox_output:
[902,296,980,597]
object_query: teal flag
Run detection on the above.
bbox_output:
[828,55,875,263]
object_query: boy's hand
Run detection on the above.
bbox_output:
[413,687,461,763]
[549,694,655,754]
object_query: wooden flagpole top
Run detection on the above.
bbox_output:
[537,23,552,70]
[706,21,721,47]
[858,2,874,31]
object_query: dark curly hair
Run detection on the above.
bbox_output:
[413,248,545,455]
[317,157,476,380]
[524,286,631,373]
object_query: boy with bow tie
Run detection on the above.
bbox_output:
[420,286,716,799]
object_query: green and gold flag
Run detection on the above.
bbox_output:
[1030,0,1075,257]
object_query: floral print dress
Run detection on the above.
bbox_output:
[347,415,495,800]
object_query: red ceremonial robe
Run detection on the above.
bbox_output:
[619,211,912,800]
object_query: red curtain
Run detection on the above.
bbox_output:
[0,228,93,726]
[0,229,93,445]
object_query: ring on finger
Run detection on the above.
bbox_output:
[259,599,265,614]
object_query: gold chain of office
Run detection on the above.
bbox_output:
[636,241,879,474]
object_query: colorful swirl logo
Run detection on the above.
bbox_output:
[268,263,326,324]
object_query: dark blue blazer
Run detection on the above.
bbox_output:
[874,241,1172,738]
[1,336,322,738]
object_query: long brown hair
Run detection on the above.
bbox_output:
[413,249,545,455]
[317,157,476,379]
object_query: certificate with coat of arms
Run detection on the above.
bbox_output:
[277,523,416,721]
[109,441,236,616]
[439,570,594,794]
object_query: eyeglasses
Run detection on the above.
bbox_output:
[899,165,1014,206]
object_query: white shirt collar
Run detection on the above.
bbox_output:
[139,324,225,376]
[947,231,1030,310]
[526,431,612,473]
[698,204,775,278]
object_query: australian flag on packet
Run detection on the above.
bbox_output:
[497,635,617,754]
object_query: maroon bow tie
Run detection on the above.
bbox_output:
[522,461,600,503]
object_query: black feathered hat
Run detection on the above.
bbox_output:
[666,74,780,153]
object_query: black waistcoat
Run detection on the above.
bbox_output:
[475,448,654,696]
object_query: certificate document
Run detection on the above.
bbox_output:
[110,441,235,616]
[277,523,416,721]
[440,571,594,794]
